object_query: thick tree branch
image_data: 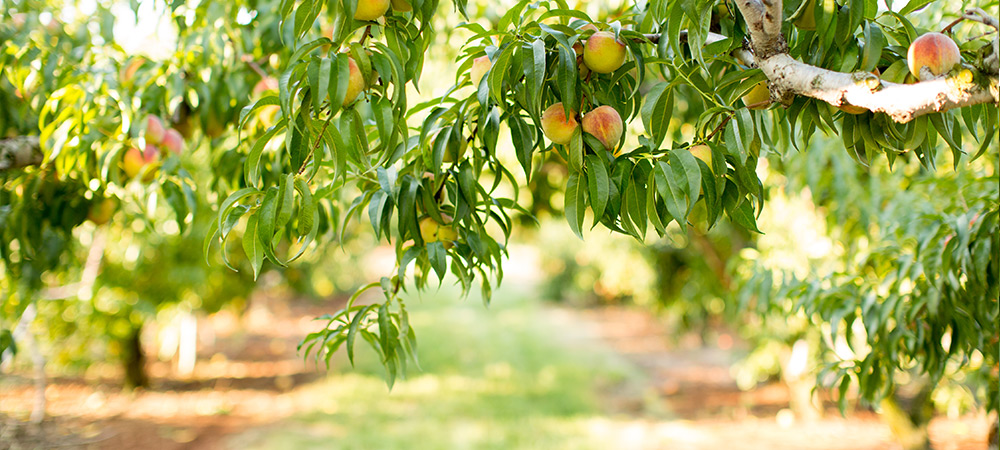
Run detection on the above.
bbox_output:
[724,2,1000,123]
[733,0,786,58]
[757,54,998,123]
[0,136,42,171]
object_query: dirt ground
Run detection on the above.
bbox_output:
[0,295,993,450]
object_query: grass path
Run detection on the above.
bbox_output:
[226,286,647,450]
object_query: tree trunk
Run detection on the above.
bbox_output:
[781,339,822,421]
[880,381,935,450]
[989,416,997,450]
[122,323,149,389]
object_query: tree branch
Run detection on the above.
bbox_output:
[756,54,997,123]
[726,2,999,123]
[0,136,42,171]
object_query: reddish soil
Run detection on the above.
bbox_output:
[1,298,994,450]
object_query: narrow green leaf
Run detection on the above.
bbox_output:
[565,173,585,239]
[586,154,609,225]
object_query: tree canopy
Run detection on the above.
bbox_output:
[1,0,997,420]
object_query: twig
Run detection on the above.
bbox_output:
[942,8,1000,34]
[297,114,336,175]
[704,115,734,141]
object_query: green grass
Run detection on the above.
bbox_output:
[227,286,644,450]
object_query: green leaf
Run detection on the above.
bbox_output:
[256,187,283,265]
[488,44,516,105]
[510,115,536,180]
[243,214,265,279]
[526,39,546,117]
[565,173,586,239]
[347,304,376,367]
[567,127,583,173]
[656,160,688,231]
[648,88,673,150]
[275,173,296,234]
[586,154,609,225]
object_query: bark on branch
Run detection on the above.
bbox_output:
[724,2,1000,123]
[0,136,43,171]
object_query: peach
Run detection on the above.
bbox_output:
[87,198,116,225]
[689,144,712,171]
[470,55,492,88]
[343,57,365,107]
[252,76,279,96]
[420,215,456,248]
[583,31,627,74]
[391,0,412,12]
[354,0,390,21]
[581,105,623,152]
[742,81,770,110]
[541,103,579,145]
[907,32,961,81]
[122,147,145,179]
[146,115,165,144]
[162,129,184,154]
[838,104,867,115]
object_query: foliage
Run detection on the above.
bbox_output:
[0,0,996,421]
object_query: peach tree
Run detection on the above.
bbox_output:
[1,0,997,424]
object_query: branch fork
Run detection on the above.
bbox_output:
[730,0,999,123]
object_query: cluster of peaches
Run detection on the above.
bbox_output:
[468,24,632,156]
[122,115,183,182]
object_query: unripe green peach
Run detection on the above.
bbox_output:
[541,103,579,145]
[420,215,456,249]
[354,0,390,21]
[742,81,770,110]
[583,32,627,74]
[343,57,365,107]
[391,0,412,12]
[419,216,440,243]
[146,115,165,145]
[470,55,492,88]
[87,198,116,225]
[907,32,961,81]
[437,225,457,249]
[689,144,712,171]
[581,105,623,152]
[838,104,867,115]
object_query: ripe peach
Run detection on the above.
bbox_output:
[583,31,627,74]
[742,81,770,110]
[470,56,492,88]
[122,147,145,179]
[581,106,623,152]
[146,115,165,144]
[252,77,279,97]
[343,57,365,107]
[354,0,390,21]
[689,144,712,171]
[907,32,961,81]
[162,129,184,154]
[541,103,579,145]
